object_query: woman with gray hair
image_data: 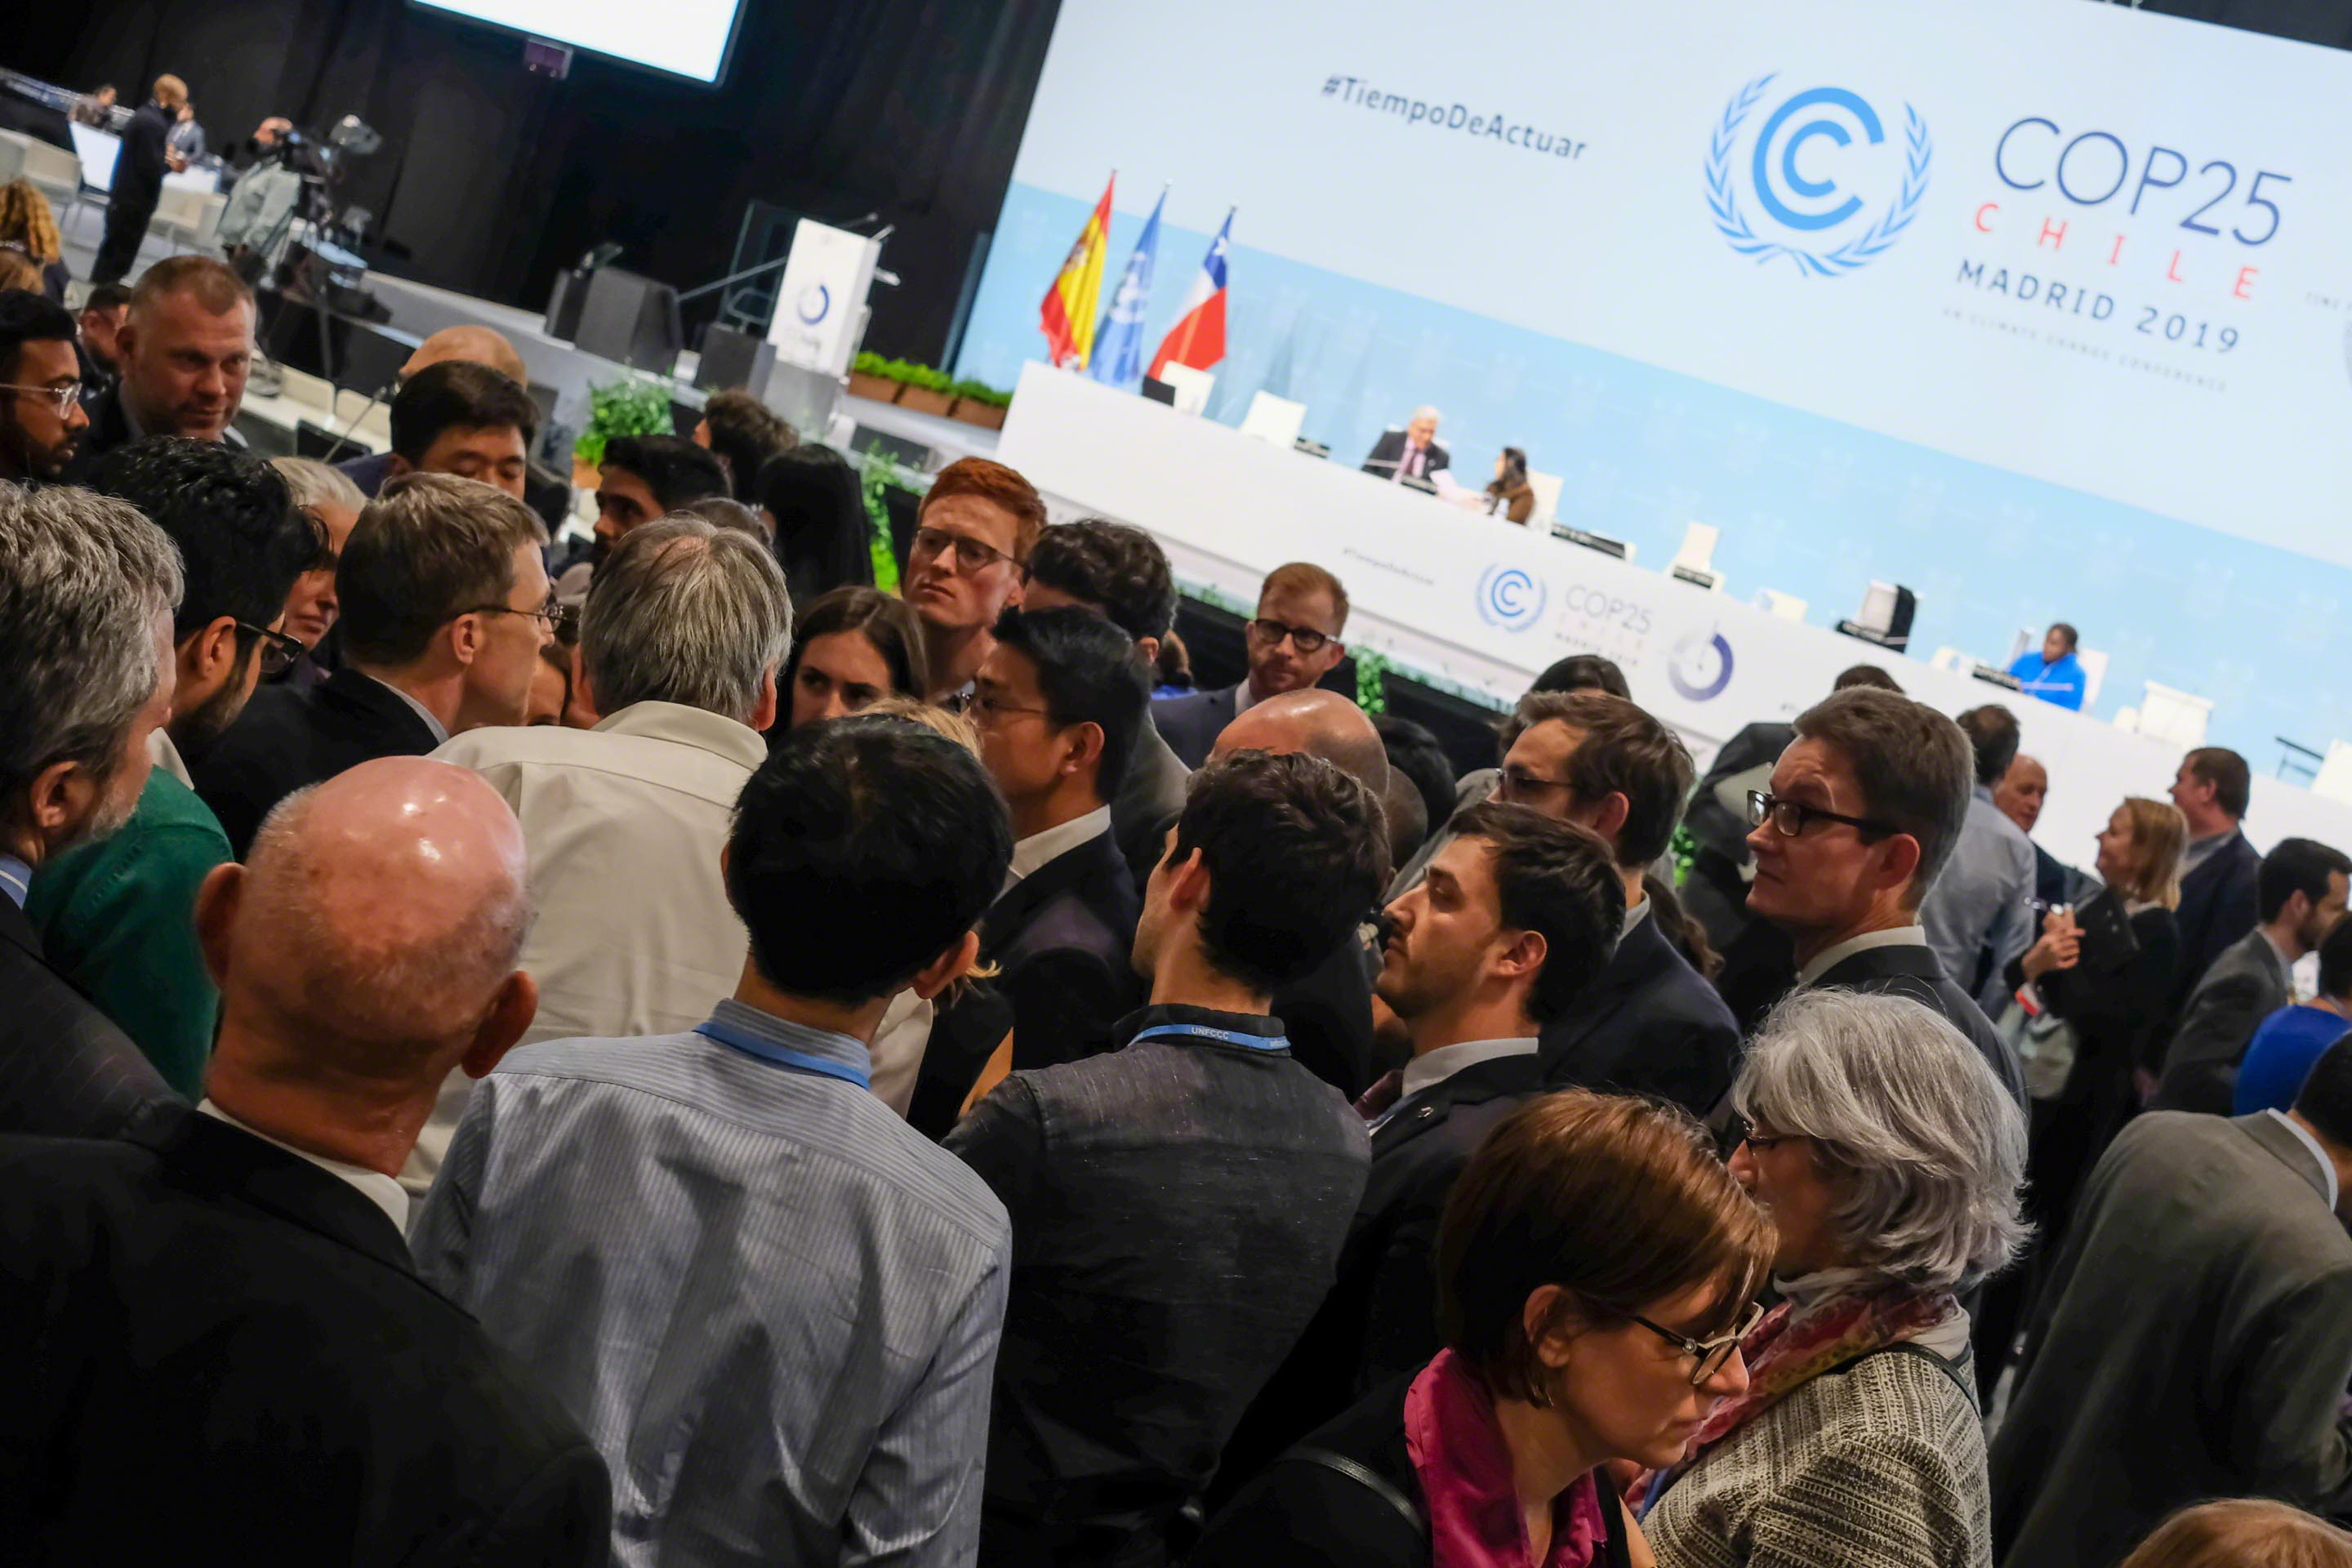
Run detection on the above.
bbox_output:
[1641,987,2029,1568]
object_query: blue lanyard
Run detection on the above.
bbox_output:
[1128,1022,1291,1054]
[694,1018,871,1089]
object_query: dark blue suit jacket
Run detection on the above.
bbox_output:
[1152,683,1243,772]
[0,896,175,1140]
[2172,829,2262,1013]
[1541,905,1744,1119]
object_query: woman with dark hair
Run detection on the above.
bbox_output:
[755,445,875,610]
[1488,447,1536,524]
[777,586,926,735]
[1195,1091,1775,1568]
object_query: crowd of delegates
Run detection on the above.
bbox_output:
[12,249,2352,1568]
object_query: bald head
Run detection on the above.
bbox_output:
[1994,753,2048,835]
[201,758,532,1096]
[1214,689,1391,799]
[403,325,528,387]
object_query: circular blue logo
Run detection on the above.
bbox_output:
[796,283,831,325]
[1668,630,1736,702]
[1477,564,1547,632]
[1707,74,1930,276]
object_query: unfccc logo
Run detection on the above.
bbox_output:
[1707,74,1930,276]
[1477,564,1547,632]
[795,283,831,325]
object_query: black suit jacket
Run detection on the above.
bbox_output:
[1152,683,1241,771]
[1272,924,1381,1100]
[192,666,444,858]
[1359,430,1451,482]
[2172,830,2262,1012]
[66,383,248,478]
[1541,907,1743,1118]
[0,896,175,1139]
[1211,1051,1539,1507]
[113,101,172,213]
[908,826,1143,1133]
[0,1103,609,1565]
[1811,939,2026,1103]
[1113,719,1192,893]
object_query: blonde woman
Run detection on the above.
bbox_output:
[2120,1499,2352,1568]
[2004,796,2187,1247]
[0,179,69,301]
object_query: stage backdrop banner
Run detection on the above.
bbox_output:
[955,0,2352,761]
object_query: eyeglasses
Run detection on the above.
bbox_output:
[1497,766,1573,805]
[1747,789,1897,840]
[1246,617,1334,655]
[1729,1113,1809,1155]
[910,526,1016,575]
[1630,1301,1767,1387]
[451,595,573,636]
[970,691,1052,727]
[235,621,308,676]
[0,381,83,416]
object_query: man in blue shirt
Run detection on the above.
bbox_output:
[2009,622,2088,710]
[414,716,1018,1567]
[2238,916,2352,1116]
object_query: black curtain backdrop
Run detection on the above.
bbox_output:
[7,0,1062,362]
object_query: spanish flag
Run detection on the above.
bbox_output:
[1040,173,1115,370]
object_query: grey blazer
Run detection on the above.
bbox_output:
[1991,1111,2352,1568]
[2152,927,2291,1115]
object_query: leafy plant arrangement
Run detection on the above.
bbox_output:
[858,441,916,594]
[947,379,1012,409]
[1353,647,1390,715]
[574,376,675,467]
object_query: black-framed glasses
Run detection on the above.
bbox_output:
[1631,1300,1767,1387]
[0,381,83,417]
[910,525,1016,575]
[1747,789,1897,840]
[236,621,307,676]
[1246,617,1333,655]
[1497,766,1574,805]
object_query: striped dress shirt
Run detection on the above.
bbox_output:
[410,1000,1013,1567]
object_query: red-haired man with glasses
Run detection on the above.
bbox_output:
[905,457,1046,705]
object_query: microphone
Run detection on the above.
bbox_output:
[314,380,392,465]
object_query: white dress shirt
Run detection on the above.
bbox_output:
[2266,1108,2341,1209]
[1796,923,1930,988]
[147,727,194,786]
[410,700,769,1192]
[198,1098,410,1234]
[1005,804,1113,890]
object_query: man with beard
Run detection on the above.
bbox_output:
[28,439,320,1094]
[0,293,91,483]
[553,434,729,602]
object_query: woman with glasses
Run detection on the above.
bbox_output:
[1641,987,2029,1568]
[1195,1091,1774,1568]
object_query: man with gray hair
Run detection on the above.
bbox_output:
[0,484,184,1137]
[416,514,792,1190]
[0,757,610,1560]
[1361,405,1448,483]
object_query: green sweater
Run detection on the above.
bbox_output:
[26,765,230,1097]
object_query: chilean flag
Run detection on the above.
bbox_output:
[1147,207,1231,380]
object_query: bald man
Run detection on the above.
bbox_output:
[0,758,610,1562]
[338,323,537,500]
[1207,687,1392,1098]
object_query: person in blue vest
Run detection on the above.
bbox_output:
[2010,623,2088,710]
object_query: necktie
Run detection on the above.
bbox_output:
[1355,1069,1404,1121]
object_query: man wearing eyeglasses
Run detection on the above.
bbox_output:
[1744,686,2025,1102]
[1152,562,1351,770]
[0,293,91,484]
[902,457,1047,706]
[1213,804,1624,1504]
[193,474,552,859]
[29,439,322,1098]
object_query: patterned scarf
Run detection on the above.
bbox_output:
[1405,1348,1610,1568]
[1633,1280,1956,1515]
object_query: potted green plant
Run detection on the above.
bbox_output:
[573,376,677,486]
[893,361,956,417]
[947,378,1012,431]
[848,350,902,404]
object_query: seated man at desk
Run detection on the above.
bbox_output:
[2009,621,2088,710]
[1361,406,1448,483]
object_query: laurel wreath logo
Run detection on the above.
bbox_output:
[1706,73,1931,277]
